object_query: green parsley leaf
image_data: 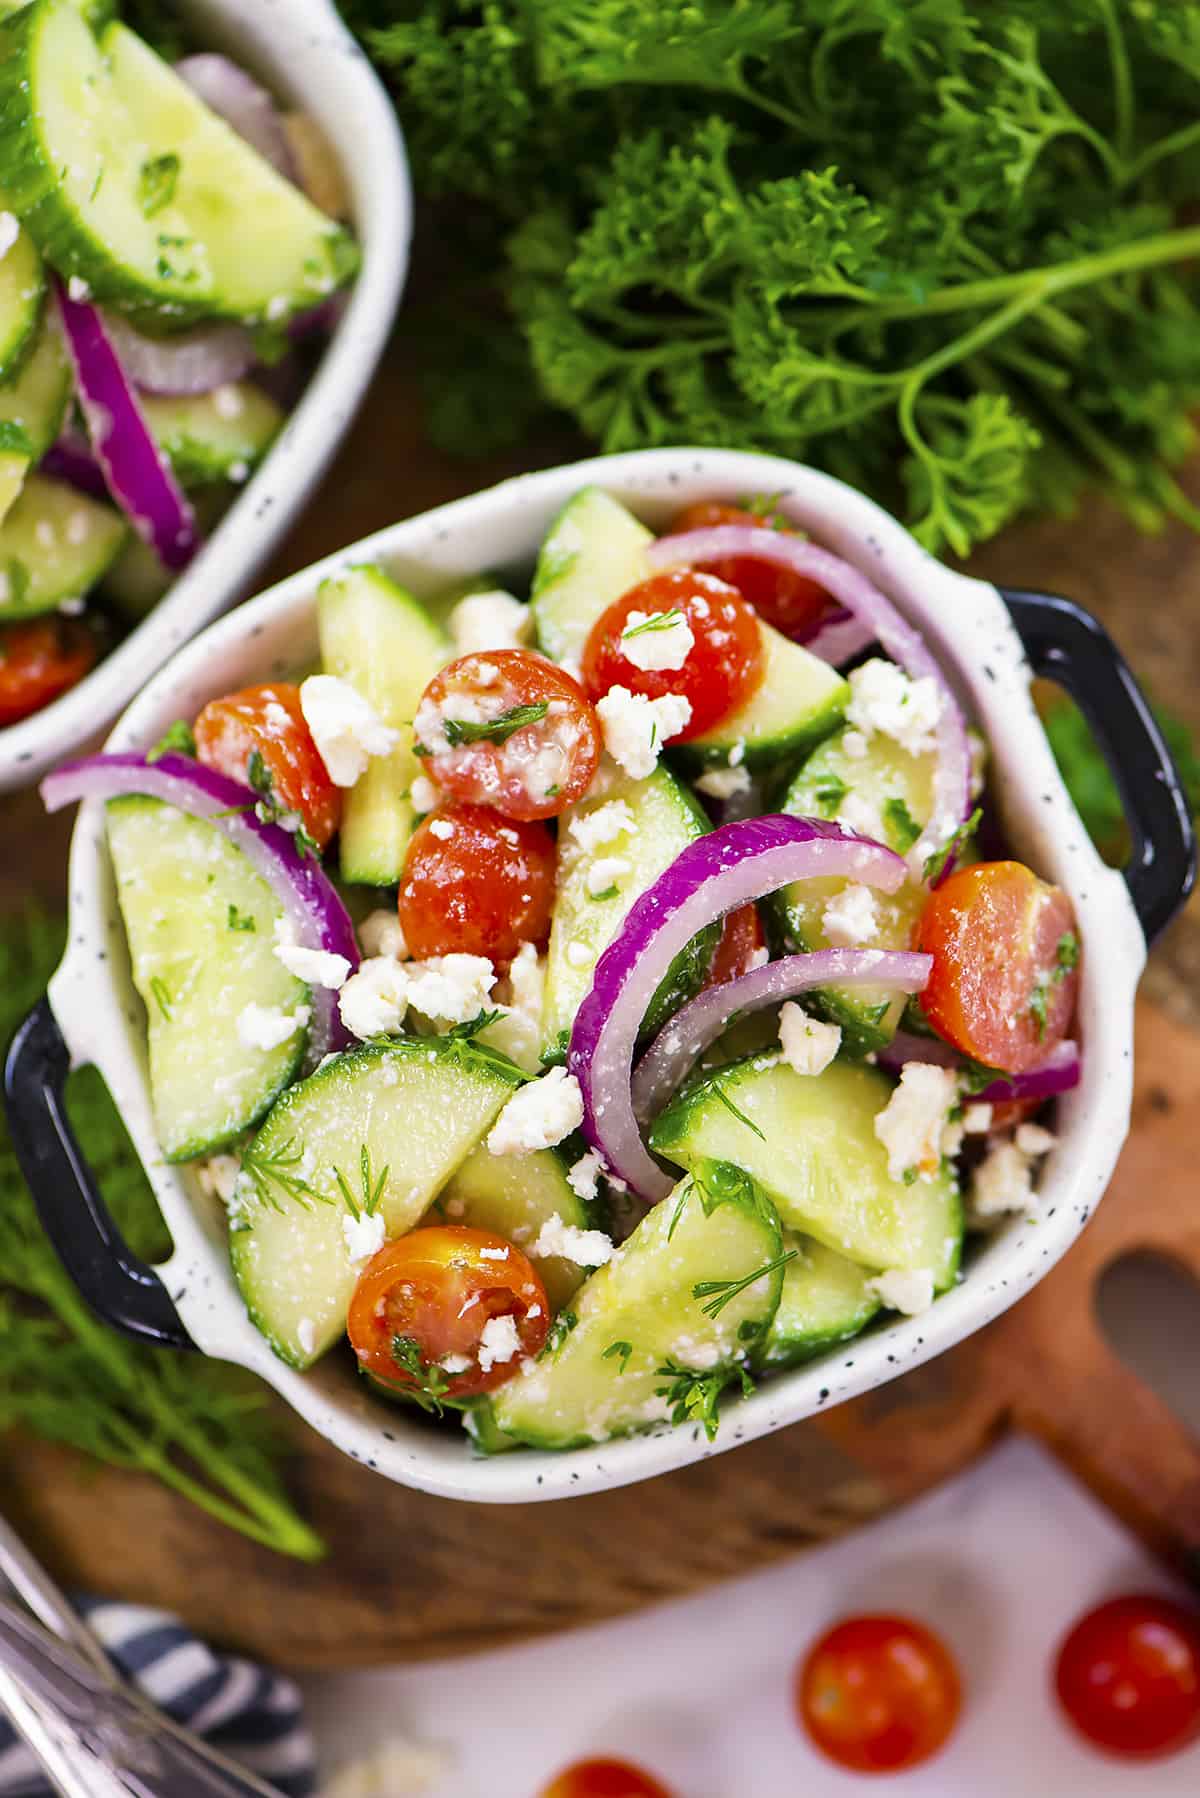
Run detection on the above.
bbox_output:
[923,807,983,884]
[814,776,850,819]
[602,1339,633,1372]
[147,719,196,763]
[226,904,256,933]
[138,152,180,218]
[442,701,549,746]
[445,1008,505,1040]
[883,796,922,854]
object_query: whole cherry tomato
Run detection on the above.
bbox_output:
[539,1758,675,1798]
[797,1614,962,1773]
[581,568,764,741]
[398,802,556,964]
[916,860,1080,1074]
[0,618,96,725]
[347,1226,549,1400]
[194,681,341,849]
[671,499,832,640]
[414,649,601,822]
[1055,1595,1200,1759]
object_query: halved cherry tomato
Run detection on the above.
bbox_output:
[347,1226,548,1400]
[539,1759,675,1798]
[194,681,341,849]
[581,568,764,741]
[798,1614,962,1773]
[916,860,1080,1074]
[0,619,96,726]
[414,649,601,822]
[671,499,832,641]
[1055,1595,1200,1759]
[705,903,766,988]
[398,802,556,964]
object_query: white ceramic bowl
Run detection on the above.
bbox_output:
[0,0,410,793]
[19,448,1192,1502]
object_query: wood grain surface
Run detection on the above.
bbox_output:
[1,332,1198,1668]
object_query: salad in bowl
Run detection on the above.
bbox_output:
[41,478,1091,1456]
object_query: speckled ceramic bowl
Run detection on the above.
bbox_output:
[0,0,410,792]
[7,448,1193,1501]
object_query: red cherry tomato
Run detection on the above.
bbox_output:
[414,649,601,822]
[671,499,832,641]
[1055,1595,1200,1759]
[347,1226,549,1400]
[194,681,341,849]
[0,619,96,725]
[539,1759,675,1798]
[915,860,1080,1074]
[797,1614,962,1773]
[705,903,766,988]
[581,568,764,741]
[398,802,556,964]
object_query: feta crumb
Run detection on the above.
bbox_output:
[779,1003,841,1076]
[874,1062,959,1181]
[506,940,544,1017]
[429,817,455,841]
[444,1198,465,1218]
[566,939,595,970]
[620,608,695,672]
[0,212,18,260]
[297,1318,317,1358]
[487,1067,584,1155]
[338,956,411,1038]
[448,588,532,656]
[405,953,495,1025]
[228,459,251,484]
[236,1000,309,1052]
[971,1139,1036,1217]
[212,383,244,420]
[569,799,634,853]
[476,1312,522,1372]
[480,942,546,1073]
[194,1154,241,1204]
[962,1102,993,1134]
[695,765,753,800]
[596,685,692,780]
[299,674,400,787]
[586,854,632,897]
[837,792,888,843]
[479,1244,510,1260]
[847,658,943,758]
[566,1148,605,1202]
[409,772,440,815]
[532,1214,615,1266]
[266,293,290,322]
[342,1209,386,1264]
[358,908,409,961]
[728,739,746,766]
[842,728,869,760]
[822,882,880,946]
[866,1267,936,1314]
[748,945,770,970]
[67,275,91,302]
[57,595,86,617]
[274,940,352,989]
[1015,1122,1057,1157]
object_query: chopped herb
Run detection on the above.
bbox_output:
[602,1339,633,1373]
[542,1309,578,1356]
[814,776,849,819]
[146,719,196,763]
[902,1166,919,1186]
[4,559,30,610]
[544,783,560,797]
[240,1137,324,1214]
[388,1335,452,1415]
[692,1247,797,1319]
[923,807,982,884]
[589,884,619,902]
[740,490,789,530]
[138,152,180,217]
[147,976,172,1021]
[226,904,256,933]
[445,1008,505,1040]
[710,1079,765,1141]
[883,796,922,854]
[333,1143,388,1219]
[0,423,31,457]
[90,163,104,202]
[655,1359,753,1441]
[666,1185,691,1241]
[621,607,686,640]
[1029,930,1080,1038]
[244,750,321,858]
[442,701,548,746]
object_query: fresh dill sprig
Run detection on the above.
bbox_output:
[692,1248,797,1319]
[240,1136,325,1214]
[333,1143,388,1219]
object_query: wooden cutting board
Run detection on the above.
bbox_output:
[1,334,1198,1669]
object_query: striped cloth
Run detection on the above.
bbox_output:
[0,1597,316,1797]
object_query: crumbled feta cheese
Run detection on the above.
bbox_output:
[532,1214,615,1266]
[194,1154,241,1204]
[779,1003,842,1076]
[566,1148,605,1202]
[429,817,455,841]
[236,1001,309,1052]
[358,908,409,961]
[586,855,632,897]
[413,690,490,753]
[487,1067,584,1155]
[56,595,85,617]
[409,772,440,815]
[962,1102,993,1134]
[448,588,532,656]
[837,792,888,843]
[568,799,634,853]
[1016,1122,1057,1157]
[338,957,411,1038]
[748,946,770,970]
[299,674,400,787]
[405,953,495,1025]
[297,1318,317,1358]
[440,1353,471,1374]
[847,658,943,758]
[227,459,250,484]
[479,942,546,1073]
[67,275,91,302]
[273,941,352,989]
[342,1209,386,1264]
[842,728,869,760]
[866,1266,935,1314]
[874,1062,959,1181]
[695,765,753,800]
[0,212,18,260]
[822,882,880,946]
[566,940,595,970]
[479,1244,510,1260]
[596,685,692,780]
[266,293,290,322]
[728,739,746,766]
[473,661,499,686]
[620,608,695,672]
[506,940,544,1017]
[971,1139,1036,1217]
[476,1313,522,1372]
[212,384,244,420]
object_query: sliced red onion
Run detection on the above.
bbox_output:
[101,312,256,396]
[650,525,970,870]
[175,54,294,179]
[878,1031,1081,1103]
[802,610,876,666]
[633,947,932,1124]
[287,292,348,343]
[40,434,109,502]
[42,752,358,1059]
[568,816,909,1202]
[55,284,197,571]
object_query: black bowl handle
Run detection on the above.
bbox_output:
[3,998,194,1349]
[1000,587,1196,945]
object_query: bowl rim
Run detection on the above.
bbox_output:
[47,446,1148,1502]
[0,0,411,792]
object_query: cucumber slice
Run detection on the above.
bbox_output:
[0,221,43,382]
[0,316,73,458]
[434,1143,593,1311]
[651,1056,962,1285]
[316,565,451,887]
[107,796,309,1162]
[760,1230,881,1370]
[531,487,653,665]
[100,485,228,621]
[770,724,935,1053]
[103,23,359,324]
[540,767,718,1064]
[486,1168,783,1450]
[230,1039,524,1368]
[141,384,283,486]
[0,1,214,318]
[0,473,126,617]
[671,622,848,772]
